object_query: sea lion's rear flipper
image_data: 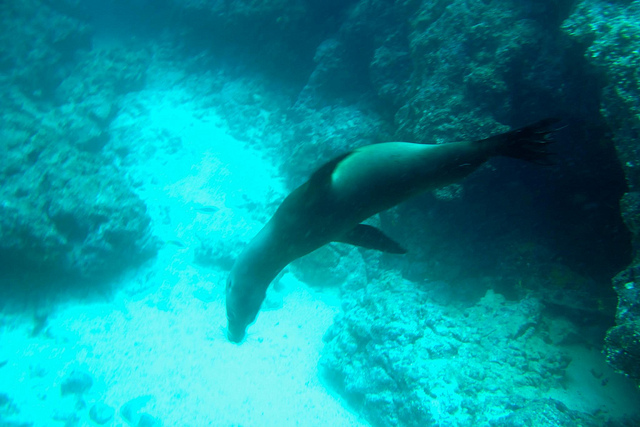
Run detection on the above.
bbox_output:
[480,118,562,165]
[335,224,407,254]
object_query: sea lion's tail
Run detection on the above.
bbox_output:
[480,118,562,165]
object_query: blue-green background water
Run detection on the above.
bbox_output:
[1,0,639,426]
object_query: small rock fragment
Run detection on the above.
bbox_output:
[60,369,93,396]
[138,413,162,427]
[121,395,154,425]
[89,402,115,425]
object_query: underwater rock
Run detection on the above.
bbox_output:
[54,45,151,111]
[194,236,241,271]
[322,0,570,144]
[0,393,21,424]
[369,32,412,109]
[564,0,640,387]
[120,395,160,427]
[0,1,158,288]
[564,1,640,193]
[0,393,33,427]
[281,103,392,182]
[605,267,640,383]
[137,413,161,427]
[491,398,599,427]
[89,402,115,425]
[295,38,356,107]
[60,370,93,396]
[0,126,158,283]
[321,273,581,426]
[290,244,366,289]
[166,0,353,79]
[51,407,80,426]
[0,0,92,99]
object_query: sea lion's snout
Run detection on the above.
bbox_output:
[225,302,246,343]
[227,322,246,343]
[225,273,261,343]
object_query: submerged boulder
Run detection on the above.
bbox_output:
[89,402,115,425]
[321,273,600,426]
[491,398,599,427]
[605,267,640,383]
[564,0,640,386]
[0,117,158,285]
[0,0,157,291]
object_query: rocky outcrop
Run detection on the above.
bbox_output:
[0,0,157,288]
[321,272,604,426]
[0,0,91,99]
[164,0,357,79]
[0,100,157,284]
[291,0,578,144]
[563,0,640,386]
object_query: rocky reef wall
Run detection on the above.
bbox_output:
[321,272,605,426]
[0,0,157,295]
[563,0,640,387]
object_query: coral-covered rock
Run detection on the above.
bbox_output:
[281,104,392,181]
[53,46,152,153]
[563,0,640,191]
[0,1,157,288]
[60,369,93,396]
[165,0,355,79]
[0,0,91,99]
[491,398,599,427]
[394,0,569,142]
[321,273,591,426]
[605,267,640,382]
[0,109,157,283]
[564,0,640,386]
[89,402,115,425]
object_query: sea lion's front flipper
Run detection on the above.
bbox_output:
[335,224,407,254]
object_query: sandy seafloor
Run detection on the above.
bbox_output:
[1,60,640,426]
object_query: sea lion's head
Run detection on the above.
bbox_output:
[225,270,267,343]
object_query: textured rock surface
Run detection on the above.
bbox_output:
[490,398,599,427]
[320,273,598,426]
[0,0,91,99]
[0,1,157,288]
[165,0,356,80]
[606,267,640,383]
[0,109,157,283]
[287,0,579,147]
[89,402,115,425]
[60,369,93,396]
[564,0,640,385]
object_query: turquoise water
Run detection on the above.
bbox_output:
[1,1,639,426]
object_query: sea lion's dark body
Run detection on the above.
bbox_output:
[226,119,559,342]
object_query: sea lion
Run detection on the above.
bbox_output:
[226,118,560,342]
